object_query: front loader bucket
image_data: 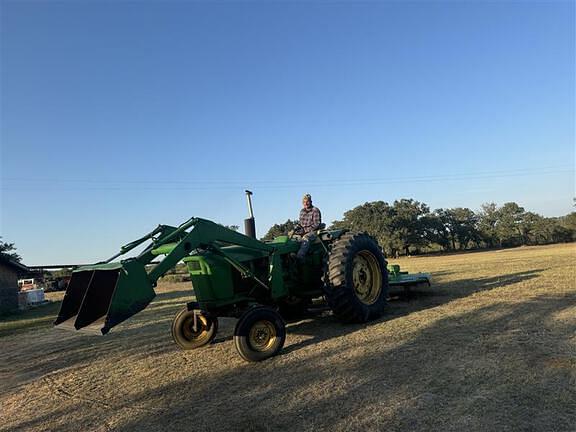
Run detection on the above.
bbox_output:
[54,260,156,334]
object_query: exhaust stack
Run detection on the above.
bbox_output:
[244,190,256,238]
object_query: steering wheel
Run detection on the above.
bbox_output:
[288,223,303,240]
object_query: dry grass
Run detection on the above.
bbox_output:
[1,243,574,432]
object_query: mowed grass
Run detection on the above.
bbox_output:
[0,243,574,432]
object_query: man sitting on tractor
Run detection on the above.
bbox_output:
[295,193,322,260]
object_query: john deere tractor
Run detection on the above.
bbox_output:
[55,192,430,362]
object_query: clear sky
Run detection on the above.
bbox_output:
[1,0,574,265]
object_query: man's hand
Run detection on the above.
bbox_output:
[293,224,304,235]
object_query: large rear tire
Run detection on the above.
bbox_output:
[324,233,389,323]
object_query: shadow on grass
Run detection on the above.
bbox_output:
[0,289,194,394]
[282,269,544,355]
[7,265,576,432]
[64,294,574,432]
[0,270,544,402]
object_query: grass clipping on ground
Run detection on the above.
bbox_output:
[0,243,575,432]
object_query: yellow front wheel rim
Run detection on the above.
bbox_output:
[248,320,277,351]
[182,314,211,344]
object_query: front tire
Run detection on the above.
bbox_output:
[324,232,388,323]
[171,307,218,350]
[234,306,286,362]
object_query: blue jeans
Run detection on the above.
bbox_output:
[296,232,317,259]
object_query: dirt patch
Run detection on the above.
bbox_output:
[1,244,575,431]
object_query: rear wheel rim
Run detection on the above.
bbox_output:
[248,320,277,351]
[352,250,382,305]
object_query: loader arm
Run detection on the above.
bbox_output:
[147,218,274,284]
[54,217,275,335]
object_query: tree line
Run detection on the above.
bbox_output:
[2,203,574,264]
[263,200,576,257]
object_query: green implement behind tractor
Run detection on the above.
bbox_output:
[55,192,431,362]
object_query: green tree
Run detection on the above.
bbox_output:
[433,209,458,250]
[478,203,499,248]
[452,208,481,249]
[331,199,433,256]
[420,213,451,251]
[0,237,21,262]
[330,201,400,256]
[262,220,298,241]
[392,199,431,255]
[559,212,576,241]
[496,202,525,247]
[223,225,239,231]
[434,208,480,250]
[545,215,575,243]
[519,212,547,245]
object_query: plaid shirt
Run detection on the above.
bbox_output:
[298,206,322,235]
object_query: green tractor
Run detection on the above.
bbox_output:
[55,192,430,362]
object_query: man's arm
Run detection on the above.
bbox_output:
[295,209,306,234]
[310,207,322,231]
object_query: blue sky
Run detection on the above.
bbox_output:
[1,0,574,265]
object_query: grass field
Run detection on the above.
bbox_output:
[1,243,574,432]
